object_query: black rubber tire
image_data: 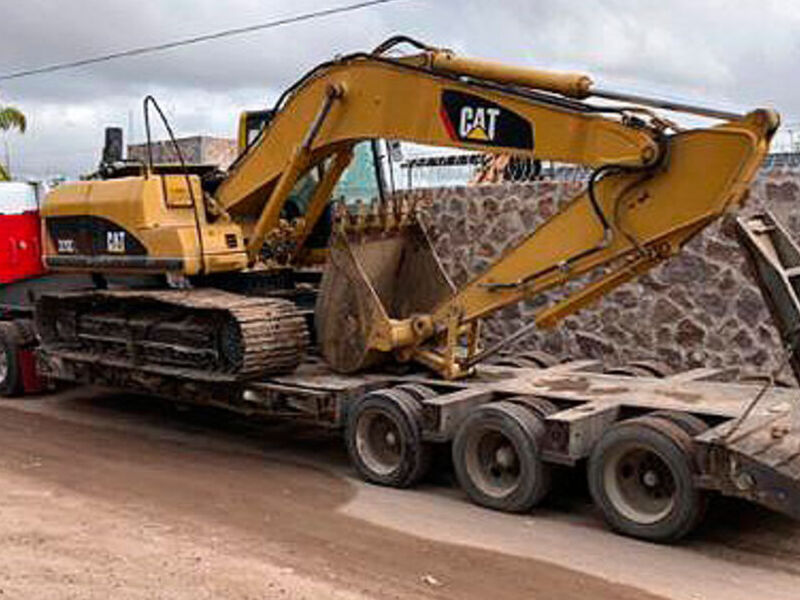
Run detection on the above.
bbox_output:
[345,388,432,488]
[394,383,436,402]
[604,365,656,378]
[0,322,23,397]
[507,395,558,420]
[588,417,707,542]
[452,401,551,513]
[626,360,672,378]
[518,350,558,368]
[648,410,708,438]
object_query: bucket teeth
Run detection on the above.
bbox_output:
[333,196,420,240]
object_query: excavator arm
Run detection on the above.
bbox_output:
[216,41,662,259]
[215,38,777,379]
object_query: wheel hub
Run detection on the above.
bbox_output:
[355,409,404,476]
[605,445,677,525]
[642,469,660,488]
[465,429,522,498]
[385,431,398,448]
[495,445,516,470]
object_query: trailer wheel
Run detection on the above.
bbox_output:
[604,364,656,378]
[588,417,706,542]
[394,383,436,402]
[346,388,432,488]
[518,350,558,368]
[626,360,672,378]
[648,410,708,438]
[0,323,23,397]
[490,350,557,369]
[453,401,550,513]
[605,360,671,378]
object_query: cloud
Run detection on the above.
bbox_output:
[1,0,798,177]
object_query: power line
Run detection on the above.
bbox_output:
[0,0,403,82]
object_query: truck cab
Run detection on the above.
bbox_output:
[0,181,45,284]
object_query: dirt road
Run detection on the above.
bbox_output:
[0,388,799,599]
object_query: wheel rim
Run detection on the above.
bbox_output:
[355,408,404,476]
[464,426,521,498]
[603,442,677,525]
[0,348,8,382]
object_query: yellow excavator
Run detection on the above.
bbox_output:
[38,36,778,383]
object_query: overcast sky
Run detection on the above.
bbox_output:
[0,0,798,178]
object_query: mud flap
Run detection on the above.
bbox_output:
[18,349,44,394]
[316,222,455,373]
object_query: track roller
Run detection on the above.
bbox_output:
[452,401,551,513]
[588,415,708,542]
[345,387,432,488]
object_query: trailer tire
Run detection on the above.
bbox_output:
[588,417,706,542]
[518,350,558,368]
[394,383,436,402]
[346,388,432,488]
[648,410,708,438]
[605,364,657,378]
[453,401,551,513]
[0,322,23,397]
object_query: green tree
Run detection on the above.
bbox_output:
[0,104,26,181]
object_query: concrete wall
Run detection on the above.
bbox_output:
[404,166,800,381]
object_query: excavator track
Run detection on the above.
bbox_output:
[36,289,308,381]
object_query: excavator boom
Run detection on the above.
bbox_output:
[214,37,775,378]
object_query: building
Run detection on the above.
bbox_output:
[127,136,238,169]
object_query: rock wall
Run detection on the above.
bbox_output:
[404,167,800,381]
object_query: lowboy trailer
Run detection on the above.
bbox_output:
[31,342,800,543]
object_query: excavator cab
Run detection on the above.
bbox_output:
[237,109,275,153]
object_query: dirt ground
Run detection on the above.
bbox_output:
[0,387,799,599]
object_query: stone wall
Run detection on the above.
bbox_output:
[405,166,800,381]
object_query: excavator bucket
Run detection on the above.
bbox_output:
[316,221,455,373]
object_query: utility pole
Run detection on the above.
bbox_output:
[3,135,11,177]
[127,109,135,157]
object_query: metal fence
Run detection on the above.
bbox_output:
[383,141,800,192]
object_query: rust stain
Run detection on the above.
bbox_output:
[654,389,702,403]
[535,377,591,392]
[591,386,631,395]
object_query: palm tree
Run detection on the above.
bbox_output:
[0,104,26,181]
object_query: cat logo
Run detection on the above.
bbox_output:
[440,89,534,150]
[107,230,126,254]
[459,106,501,141]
